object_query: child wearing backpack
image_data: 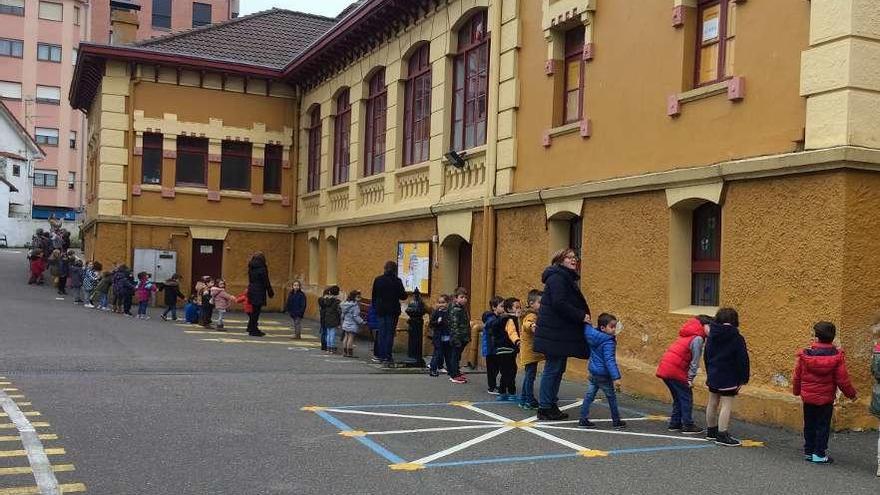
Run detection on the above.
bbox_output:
[482,297,504,394]
[493,297,522,402]
[448,287,471,384]
[340,290,366,358]
[656,316,711,434]
[519,290,543,410]
[704,307,750,447]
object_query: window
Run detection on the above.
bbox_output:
[142,133,163,184]
[69,131,77,149]
[35,127,59,146]
[569,216,583,272]
[176,136,207,186]
[67,171,75,190]
[33,169,57,188]
[563,27,585,124]
[35,85,61,104]
[263,145,282,194]
[696,0,736,86]
[12,164,20,176]
[71,48,77,65]
[220,140,251,191]
[74,5,79,25]
[364,69,387,176]
[192,2,212,27]
[0,81,22,99]
[152,0,171,28]
[38,43,62,63]
[691,202,721,306]
[0,38,23,58]
[38,1,62,21]
[332,90,351,185]
[306,106,321,193]
[0,0,24,16]
[404,44,432,166]
[452,10,489,151]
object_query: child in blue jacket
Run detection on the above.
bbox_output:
[285,280,307,339]
[184,295,200,324]
[482,297,504,394]
[579,313,625,429]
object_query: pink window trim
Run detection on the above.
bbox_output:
[364,69,387,176]
[404,44,432,166]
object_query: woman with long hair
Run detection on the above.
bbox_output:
[246,252,274,336]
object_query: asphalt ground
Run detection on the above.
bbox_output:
[0,248,878,494]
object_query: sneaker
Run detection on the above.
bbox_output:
[370,356,382,363]
[667,423,683,432]
[83,304,94,308]
[613,420,627,429]
[506,395,519,402]
[551,406,569,420]
[496,394,510,402]
[804,454,813,462]
[429,371,439,377]
[518,402,538,410]
[456,375,469,383]
[714,432,742,447]
[142,316,150,320]
[487,388,500,395]
[160,315,167,321]
[537,408,568,421]
[578,419,596,429]
[216,327,226,332]
[681,424,704,435]
[810,454,833,464]
[706,426,719,440]
[438,368,447,374]
[450,376,467,384]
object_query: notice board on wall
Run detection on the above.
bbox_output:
[397,241,431,294]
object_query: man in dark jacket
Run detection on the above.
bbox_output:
[535,249,591,421]
[371,261,407,364]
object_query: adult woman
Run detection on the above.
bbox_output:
[246,252,274,337]
[534,248,591,421]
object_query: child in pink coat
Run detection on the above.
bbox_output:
[209,279,236,330]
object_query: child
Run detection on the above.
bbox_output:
[655,316,711,434]
[286,280,307,339]
[579,313,625,429]
[94,270,112,311]
[340,290,365,358]
[494,297,522,402]
[56,250,71,295]
[134,272,157,319]
[319,287,331,351]
[235,291,253,317]
[198,277,215,328]
[82,261,99,307]
[871,318,880,477]
[428,295,451,377]
[160,274,185,321]
[704,307,750,446]
[28,249,44,285]
[184,295,200,324]
[482,297,504,394]
[69,259,84,304]
[210,279,236,330]
[448,287,471,384]
[519,290,543,410]
[319,286,342,354]
[792,321,857,464]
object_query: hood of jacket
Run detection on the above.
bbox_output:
[708,322,741,343]
[541,264,579,284]
[797,343,843,379]
[482,310,498,324]
[340,300,358,313]
[679,318,706,339]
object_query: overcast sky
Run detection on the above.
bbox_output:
[239,0,354,17]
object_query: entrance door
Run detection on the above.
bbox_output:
[191,239,223,290]
[457,241,472,299]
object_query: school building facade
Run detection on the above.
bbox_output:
[71,0,880,429]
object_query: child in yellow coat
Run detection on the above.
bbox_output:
[519,289,544,410]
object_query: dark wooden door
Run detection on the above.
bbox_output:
[191,239,223,290]
[457,241,472,299]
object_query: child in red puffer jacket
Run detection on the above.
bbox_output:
[656,315,712,435]
[793,321,857,465]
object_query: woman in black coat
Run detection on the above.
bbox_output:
[246,252,274,336]
[535,248,591,420]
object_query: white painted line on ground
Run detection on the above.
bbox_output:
[535,424,710,442]
[0,388,60,494]
[460,404,515,423]
[322,408,500,425]
[365,424,501,436]
[410,427,513,465]
[523,399,584,424]
[538,417,654,425]
[524,425,591,452]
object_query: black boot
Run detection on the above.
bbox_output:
[706,426,719,440]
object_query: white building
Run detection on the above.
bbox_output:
[0,101,45,246]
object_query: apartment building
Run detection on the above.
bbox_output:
[90,0,240,43]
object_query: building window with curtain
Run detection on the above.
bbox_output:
[142,132,163,184]
[37,43,62,62]
[452,10,489,151]
[0,38,24,58]
[220,141,252,191]
[176,136,208,187]
[696,0,736,87]
[691,202,721,306]
[35,85,61,104]
[333,90,351,185]
[263,144,282,194]
[38,1,62,21]
[404,44,432,166]
[563,27,585,124]
[152,0,171,28]
[306,106,322,193]
[35,127,59,146]
[364,69,387,176]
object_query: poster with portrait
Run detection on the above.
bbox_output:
[397,241,431,294]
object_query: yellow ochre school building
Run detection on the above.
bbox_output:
[71,0,880,430]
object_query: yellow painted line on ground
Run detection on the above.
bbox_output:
[0,423,49,430]
[6,395,24,400]
[0,448,64,458]
[0,464,74,476]
[0,482,85,494]
[2,389,18,392]
[199,338,311,347]
[13,402,31,407]
[0,434,56,442]
[0,412,40,418]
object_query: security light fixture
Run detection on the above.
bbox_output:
[444,150,467,169]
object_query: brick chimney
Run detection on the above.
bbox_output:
[109,0,140,45]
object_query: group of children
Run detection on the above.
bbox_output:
[312,284,365,357]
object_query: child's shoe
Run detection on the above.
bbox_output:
[706,426,719,440]
[803,454,813,462]
[496,394,510,402]
[810,454,833,464]
[506,395,519,402]
[519,401,539,410]
[429,371,439,377]
[714,431,742,447]
[160,315,167,321]
[83,303,94,308]
[577,419,596,429]
[613,420,627,430]
[681,424,704,435]
[487,388,499,395]
[457,374,469,383]
[450,376,467,384]
[667,423,682,432]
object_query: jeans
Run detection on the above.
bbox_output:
[325,327,338,349]
[137,301,149,316]
[215,309,227,326]
[320,327,328,350]
[664,379,694,426]
[581,375,620,423]
[539,356,568,409]
[803,403,834,457]
[521,362,538,405]
[291,317,302,338]
[99,293,108,308]
[485,355,499,391]
[430,339,451,373]
[377,315,399,362]
[496,353,517,395]
[162,305,178,320]
[247,305,263,333]
[447,344,463,378]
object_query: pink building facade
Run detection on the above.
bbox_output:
[90,0,239,44]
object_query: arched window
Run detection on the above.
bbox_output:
[404,44,432,165]
[364,69,387,176]
[691,202,721,306]
[563,27,585,124]
[306,106,321,193]
[333,89,351,185]
[452,10,489,151]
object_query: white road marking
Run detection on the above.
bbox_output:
[0,389,60,494]
[365,424,501,436]
[523,425,591,452]
[459,404,515,423]
[322,408,500,425]
[410,427,513,465]
[536,424,710,442]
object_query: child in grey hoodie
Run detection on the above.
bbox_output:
[340,290,365,358]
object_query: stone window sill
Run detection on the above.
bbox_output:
[264,193,283,202]
[670,305,719,317]
[220,190,251,199]
[175,186,208,196]
[668,77,745,116]
[543,119,592,147]
[326,182,350,194]
[549,121,581,139]
[301,190,320,200]
[441,144,487,165]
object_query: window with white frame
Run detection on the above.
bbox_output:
[0,81,22,100]
[38,1,62,21]
[0,38,23,58]
[35,85,61,104]
[12,164,20,177]
[71,48,77,65]
[35,127,59,146]
[33,169,58,188]
[69,131,77,149]
[37,43,62,63]
[67,171,76,190]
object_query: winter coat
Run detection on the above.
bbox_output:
[135,279,157,303]
[235,293,253,314]
[162,280,184,306]
[429,307,450,342]
[584,324,621,381]
[95,273,112,293]
[246,260,274,307]
[69,265,84,288]
[210,287,235,310]
[57,256,70,278]
[82,268,99,292]
[286,289,307,318]
[371,272,406,317]
[870,343,880,418]
[367,304,379,330]
[113,271,134,297]
[449,303,471,347]
[493,315,521,356]
[704,323,750,391]
[534,264,590,359]
[656,318,707,384]
[519,310,544,366]
[29,258,44,277]
[792,342,857,406]
[481,311,499,357]
[341,300,366,333]
[319,296,342,328]
[184,302,199,323]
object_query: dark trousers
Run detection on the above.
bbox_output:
[803,403,834,457]
[496,353,517,395]
[664,379,695,427]
[200,303,214,327]
[247,305,263,333]
[521,362,538,405]
[123,294,133,314]
[430,339,451,373]
[539,355,568,409]
[162,305,178,319]
[485,355,499,391]
[447,344,463,378]
[320,326,328,351]
[371,329,378,357]
[377,315,399,362]
[57,276,67,294]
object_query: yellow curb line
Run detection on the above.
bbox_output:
[0,482,86,494]
[0,464,74,476]
[578,449,609,458]
[300,406,327,412]
[339,430,367,437]
[389,462,425,471]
